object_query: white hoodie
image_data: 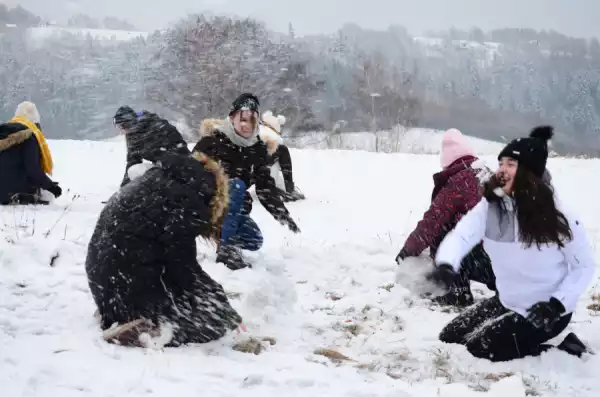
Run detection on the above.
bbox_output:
[435,196,596,317]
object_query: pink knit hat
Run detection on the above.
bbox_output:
[441,128,474,168]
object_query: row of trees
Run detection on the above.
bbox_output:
[2,5,600,154]
[0,4,41,26]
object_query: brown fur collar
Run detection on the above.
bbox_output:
[192,151,229,243]
[0,129,32,152]
[198,118,279,155]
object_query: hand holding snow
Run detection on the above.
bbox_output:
[126,159,155,181]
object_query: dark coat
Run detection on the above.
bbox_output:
[86,152,241,346]
[120,111,191,187]
[0,122,55,204]
[402,155,482,258]
[192,118,290,221]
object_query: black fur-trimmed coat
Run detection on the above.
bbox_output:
[0,121,55,204]
[85,152,242,346]
[192,118,290,221]
[120,111,190,187]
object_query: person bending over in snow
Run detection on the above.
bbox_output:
[259,110,305,202]
[86,151,242,347]
[0,101,62,205]
[395,128,496,307]
[431,126,594,362]
[193,93,300,270]
[113,106,190,188]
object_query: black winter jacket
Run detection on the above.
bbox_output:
[192,118,290,221]
[86,152,241,346]
[120,111,190,187]
[0,122,55,204]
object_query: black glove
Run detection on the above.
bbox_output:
[48,182,62,198]
[280,214,300,234]
[526,297,565,332]
[425,263,458,289]
[482,174,506,202]
[395,248,408,264]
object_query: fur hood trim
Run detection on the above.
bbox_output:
[199,118,225,138]
[198,118,279,155]
[0,129,33,152]
[192,151,229,242]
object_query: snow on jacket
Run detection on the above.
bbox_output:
[86,152,241,346]
[120,111,190,187]
[0,121,56,204]
[401,155,482,258]
[192,118,289,221]
[435,195,596,317]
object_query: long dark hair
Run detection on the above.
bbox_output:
[512,167,572,249]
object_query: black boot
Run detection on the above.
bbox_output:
[216,245,251,270]
[557,332,588,357]
[281,181,305,202]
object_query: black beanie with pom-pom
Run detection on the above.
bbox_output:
[497,126,553,178]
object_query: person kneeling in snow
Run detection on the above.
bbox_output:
[0,101,62,205]
[259,111,305,202]
[193,93,300,270]
[395,128,495,307]
[432,126,594,361]
[113,106,190,188]
[85,151,242,347]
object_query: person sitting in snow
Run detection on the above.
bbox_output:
[112,106,190,188]
[0,101,62,205]
[259,110,305,202]
[432,126,594,362]
[395,128,496,307]
[86,151,242,347]
[193,93,300,270]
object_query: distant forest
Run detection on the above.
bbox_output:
[1,4,600,155]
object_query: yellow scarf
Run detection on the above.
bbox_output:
[9,116,53,175]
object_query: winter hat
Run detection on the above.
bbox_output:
[261,110,286,135]
[229,93,260,116]
[497,126,553,178]
[441,128,474,168]
[14,101,41,124]
[113,106,138,129]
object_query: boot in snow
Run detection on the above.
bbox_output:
[216,245,251,270]
[103,318,159,347]
[557,332,589,357]
[281,181,306,202]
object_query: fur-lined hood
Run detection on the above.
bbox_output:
[199,118,279,155]
[0,124,33,152]
[192,151,229,243]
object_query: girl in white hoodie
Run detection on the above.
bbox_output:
[432,126,595,362]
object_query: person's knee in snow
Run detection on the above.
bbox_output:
[235,216,263,251]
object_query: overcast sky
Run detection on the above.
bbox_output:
[5,0,600,39]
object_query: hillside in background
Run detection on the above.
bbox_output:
[1,4,599,155]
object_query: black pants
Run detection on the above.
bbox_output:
[439,295,572,362]
[455,243,496,292]
[272,145,294,191]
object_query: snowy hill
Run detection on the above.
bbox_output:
[413,36,502,66]
[286,128,507,155]
[26,26,148,44]
[1,140,599,396]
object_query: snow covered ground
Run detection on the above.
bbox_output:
[27,26,149,42]
[1,140,599,397]
[285,128,506,155]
